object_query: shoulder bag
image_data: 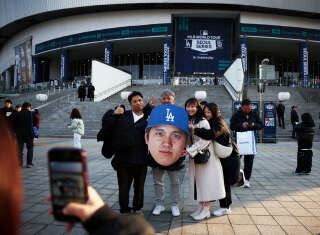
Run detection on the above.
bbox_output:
[213,137,233,159]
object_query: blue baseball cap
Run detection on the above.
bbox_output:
[147,104,190,134]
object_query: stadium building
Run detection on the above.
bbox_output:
[1,0,320,91]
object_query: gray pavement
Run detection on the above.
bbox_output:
[21,138,320,235]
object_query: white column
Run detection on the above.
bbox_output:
[14,65,17,88]
[5,70,11,90]
[0,73,4,91]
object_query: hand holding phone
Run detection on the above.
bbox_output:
[48,147,88,222]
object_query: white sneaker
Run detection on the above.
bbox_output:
[193,206,210,221]
[190,205,203,218]
[152,205,165,216]
[243,180,250,188]
[171,205,180,217]
[213,208,231,216]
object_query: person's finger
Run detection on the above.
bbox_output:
[48,208,53,215]
[65,222,75,232]
[46,195,52,202]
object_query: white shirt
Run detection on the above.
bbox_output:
[132,111,144,123]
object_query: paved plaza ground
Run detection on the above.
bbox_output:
[21,138,320,235]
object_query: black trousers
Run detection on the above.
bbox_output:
[116,164,147,213]
[292,123,296,138]
[244,155,255,181]
[17,136,34,166]
[278,114,285,128]
[219,156,241,208]
[296,150,313,173]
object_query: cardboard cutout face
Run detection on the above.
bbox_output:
[146,125,187,166]
[146,104,189,167]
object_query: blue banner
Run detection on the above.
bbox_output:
[163,38,171,85]
[299,42,308,88]
[239,37,248,86]
[175,17,233,74]
[61,50,69,83]
[263,102,276,142]
[32,56,39,84]
[104,42,112,65]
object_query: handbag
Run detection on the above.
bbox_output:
[213,140,233,158]
[194,144,210,164]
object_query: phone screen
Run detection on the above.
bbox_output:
[50,161,86,206]
[48,148,88,222]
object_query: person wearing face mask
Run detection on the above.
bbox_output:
[230,99,263,188]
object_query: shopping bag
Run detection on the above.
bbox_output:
[236,131,257,155]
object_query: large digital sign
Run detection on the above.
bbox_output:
[174,17,233,75]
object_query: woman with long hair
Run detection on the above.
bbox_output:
[184,98,225,220]
[68,108,85,148]
[191,103,245,217]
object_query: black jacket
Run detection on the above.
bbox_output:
[291,110,299,124]
[102,110,148,166]
[230,109,263,132]
[87,85,95,98]
[83,205,154,235]
[78,85,86,98]
[276,103,285,115]
[194,117,230,146]
[12,109,35,138]
[295,116,315,150]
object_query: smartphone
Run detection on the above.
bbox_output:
[48,147,88,222]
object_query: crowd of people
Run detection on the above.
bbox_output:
[0,99,40,168]
[0,88,316,235]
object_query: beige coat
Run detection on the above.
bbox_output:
[187,118,225,202]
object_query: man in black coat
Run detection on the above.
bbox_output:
[294,113,315,175]
[291,106,299,138]
[12,102,35,167]
[276,101,285,128]
[87,83,95,102]
[78,83,86,102]
[230,99,263,188]
[0,99,15,128]
[102,91,151,214]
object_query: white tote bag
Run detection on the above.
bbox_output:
[236,131,257,155]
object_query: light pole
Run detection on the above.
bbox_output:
[258,58,269,142]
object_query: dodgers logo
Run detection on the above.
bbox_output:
[166,108,174,122]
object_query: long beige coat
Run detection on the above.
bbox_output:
[186,118,225,202]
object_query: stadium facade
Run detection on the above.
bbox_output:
[0,0,320,90]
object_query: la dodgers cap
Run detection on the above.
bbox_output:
[147,104,190,134]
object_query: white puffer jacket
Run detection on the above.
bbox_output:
[68,118,85,136]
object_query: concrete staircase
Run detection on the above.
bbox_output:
[5,84,318,142]
[35,85,234,138]
[246,86,320,141]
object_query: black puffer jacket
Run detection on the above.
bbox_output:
[194,116,230,146]
[295,113,315,150]
[230,109,263,132]
[102,110,148,166]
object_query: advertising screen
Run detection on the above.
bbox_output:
[174,17,233,74]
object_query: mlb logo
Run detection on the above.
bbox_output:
[200,30,208,36]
